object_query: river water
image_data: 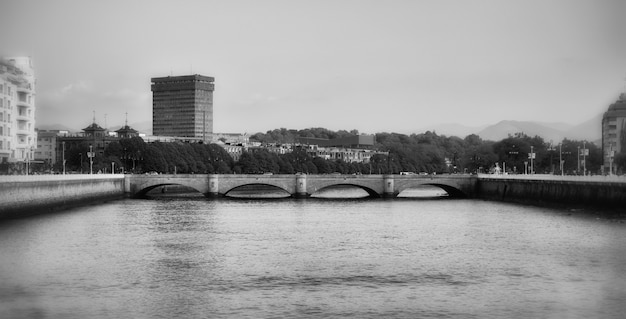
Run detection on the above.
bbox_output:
[1,196,625,318]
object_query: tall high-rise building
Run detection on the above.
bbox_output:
[601,92,626,174]
[0,57,36,163]
[151,74,214,141]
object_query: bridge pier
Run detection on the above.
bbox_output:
[294,174,309,198]
[208,174,220,198]
[383,175,397,198]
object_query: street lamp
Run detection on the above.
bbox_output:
[577,143,588,176]
[62,141,66,175]
[559,143,563,176]
[528,146,535,174]
[88,144,94,174]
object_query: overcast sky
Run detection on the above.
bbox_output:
[2,0,625,135]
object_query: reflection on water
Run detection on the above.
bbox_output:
[1,198,625,318]
[225,184,450,199]
[397,185,449,198]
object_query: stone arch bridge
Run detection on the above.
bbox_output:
[125,174,478,198]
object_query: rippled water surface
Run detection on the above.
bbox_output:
[1,198,625,318]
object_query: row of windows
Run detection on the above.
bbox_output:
[0,112,9,122]
[0,98,13,109]
[0,83,13,96]
[0,140,10,150]
[0,126,10,136]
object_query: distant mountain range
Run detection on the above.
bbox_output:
[417,113,603,144]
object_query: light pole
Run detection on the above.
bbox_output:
[577,146,580,174]
[529,145,535,174]
[583,141,587,176]
[62,141,66,175]
[89,144,94,174]
[559,143,563,176]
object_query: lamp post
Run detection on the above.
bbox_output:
[89,144,94,175]
[529,145,535,174]
[582,141,587,176]
[62,141,66,175]
[559,143,563,176]
[577,146,580,174]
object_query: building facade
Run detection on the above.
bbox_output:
[0,57,36,164]
[601,92,626,174]
[34,130,64,165]
[151,74,214,141]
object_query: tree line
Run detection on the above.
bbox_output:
[24,128,621,175]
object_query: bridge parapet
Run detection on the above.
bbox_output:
[125,174,478,198]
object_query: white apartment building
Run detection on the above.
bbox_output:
[0,57,36,163]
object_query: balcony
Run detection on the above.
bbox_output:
[17,100,32,108]
[16,85,33,94]
[17,114,30,121]
[16,128,32,136]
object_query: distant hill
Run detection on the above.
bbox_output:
[415,113,603,144]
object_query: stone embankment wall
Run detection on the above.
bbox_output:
[0,175,125,220]
[477,175,626,209]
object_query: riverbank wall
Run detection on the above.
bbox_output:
[0,175,125,220]
[476,175,626,212]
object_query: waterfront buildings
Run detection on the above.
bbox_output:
[0,57,36,164]
[151,75,214,141]
[34,130,65,165]
[601,92,626,174]
[218,134,386,165]
[297,135,376,149]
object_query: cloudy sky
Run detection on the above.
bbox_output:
[2,0,625,135]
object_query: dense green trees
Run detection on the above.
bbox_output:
[67,137,235,174]
[52,129,604,176]
[247,129,603,175]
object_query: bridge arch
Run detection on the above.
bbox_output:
[223,183,291,198]
[133,183,206,198]
[394,180,468,198]
[312,183,381,198]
